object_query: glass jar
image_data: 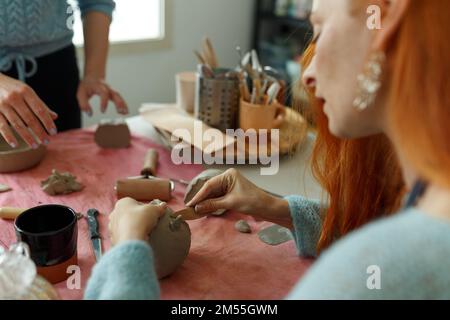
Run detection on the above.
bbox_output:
[0,243,59,300]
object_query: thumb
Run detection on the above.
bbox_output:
[195,196,229,215]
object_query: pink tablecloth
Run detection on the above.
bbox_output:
[0,129,311,300]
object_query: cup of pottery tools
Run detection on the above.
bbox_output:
[239,96,286,132]
[195,67,240,132]
[176,72,197,114]
[14,205,78,284]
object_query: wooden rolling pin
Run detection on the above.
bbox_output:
[115,179,172,202]
[0,207,27,220]
[141,149,159,177]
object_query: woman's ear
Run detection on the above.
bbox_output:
[372,0,411,51]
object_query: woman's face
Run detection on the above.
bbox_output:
[303,0,387,138]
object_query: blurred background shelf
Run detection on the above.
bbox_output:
[253,0,313,105]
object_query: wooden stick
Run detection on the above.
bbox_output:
[0,207,27,220]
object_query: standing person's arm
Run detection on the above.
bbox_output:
[76,0,128,116]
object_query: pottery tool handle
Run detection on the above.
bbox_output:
[202,37,219,69]
[173,207,207,221]
[116,179,172,202]
[0,207,27,220]
[141,149,159,177]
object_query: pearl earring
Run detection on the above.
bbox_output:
[353,51,386,111]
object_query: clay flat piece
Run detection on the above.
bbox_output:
[0,131,46,173]
[149,200,191,279]
[184,169,226,216]
[235,220,252,233]
[94,119,131,149]
[41,170,84,196]
[257,224,293,246]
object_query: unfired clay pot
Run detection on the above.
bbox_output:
[0,133,46,173]
[149,200,191,279]
[184,169,226,216]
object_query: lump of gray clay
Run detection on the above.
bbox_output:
[184,169,226,216]
[94,119,131,149]
[41,169,84,196]
[235,220,251,234]
[149,200,191,279]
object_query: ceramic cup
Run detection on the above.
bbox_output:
[239,97,286,132]
[176,71,197,114]
[14,205,78,284]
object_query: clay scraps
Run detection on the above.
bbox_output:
[235,220,252,234]
[41,170,84,196]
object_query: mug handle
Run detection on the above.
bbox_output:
[272,104,286,128]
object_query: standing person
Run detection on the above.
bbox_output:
[0,0,128,149]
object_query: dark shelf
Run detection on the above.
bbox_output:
[253,0,313,105]
[259,13,311,29]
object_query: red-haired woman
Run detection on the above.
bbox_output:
[86,0,450,299]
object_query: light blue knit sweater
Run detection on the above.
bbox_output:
[85,196,450,300]
[0,0,115,80]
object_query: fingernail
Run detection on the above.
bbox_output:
[50,128,57,135]
[9,142,17,148]
[32,143,38,150]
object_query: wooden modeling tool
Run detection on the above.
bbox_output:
[173,207,208,221]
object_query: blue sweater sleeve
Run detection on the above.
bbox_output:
[287,210,450,299]
[84,241,160,300]
[77,0,116,18]
[285,195,324,258]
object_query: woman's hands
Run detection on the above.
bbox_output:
[186,169,293,228]
[0,73,58,148]
[77,76,128,117]
[109,198,167,246]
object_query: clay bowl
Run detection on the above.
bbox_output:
[0,133,47,173]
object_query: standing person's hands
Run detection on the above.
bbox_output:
[0,73,58,148]
[109,198,167,246]
[186,169,293,228]
[77,75,128,117]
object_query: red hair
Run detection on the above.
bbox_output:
[388,1,450,189]
[299,44,405,253]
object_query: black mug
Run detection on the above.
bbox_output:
[14,204,78,284]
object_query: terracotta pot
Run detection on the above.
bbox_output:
[0,134,46,173]
[239,98,286,132]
